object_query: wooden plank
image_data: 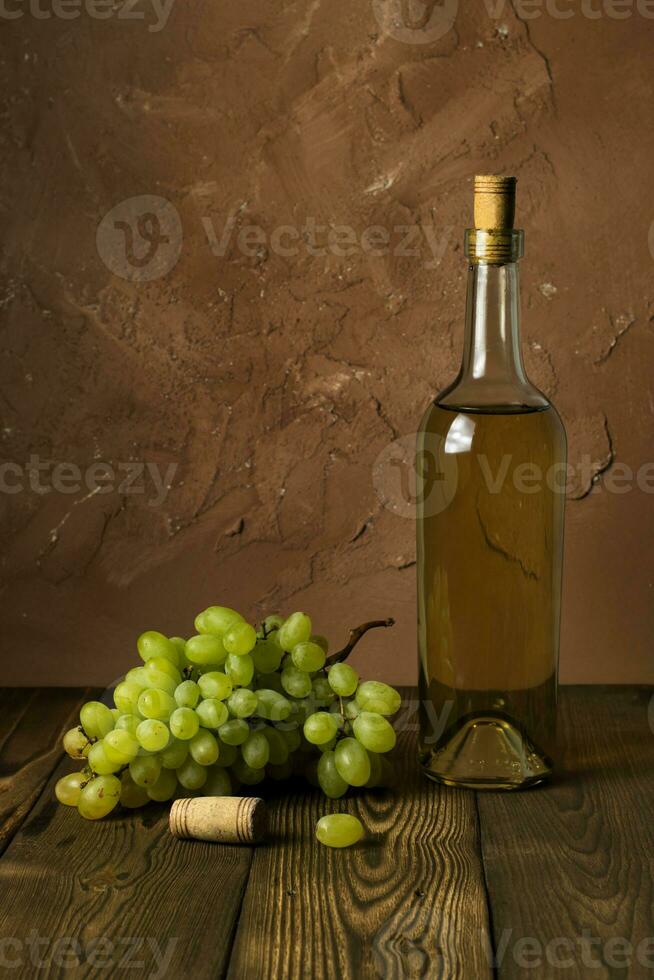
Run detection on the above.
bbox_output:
[0,687,92,856]
[0,749,254,979]
[228,692,493,980]
[478,686,654,978]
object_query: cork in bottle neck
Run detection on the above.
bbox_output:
[465,174,523,264]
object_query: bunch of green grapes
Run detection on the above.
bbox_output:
[56,606,401,826]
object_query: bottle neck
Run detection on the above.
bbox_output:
[438,261,547,412]
[461,262,527,384]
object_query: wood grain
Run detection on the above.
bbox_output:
[1,686,652,979]
[478,686,654,978]
[0,752,254,979]
[228,691,493,980]
[0,687,92,856]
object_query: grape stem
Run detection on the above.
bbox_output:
[325,618,395,667]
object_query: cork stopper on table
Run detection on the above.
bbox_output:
[473,175,516,230]
[170,796,267,845]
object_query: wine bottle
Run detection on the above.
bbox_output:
[417,175,566,789]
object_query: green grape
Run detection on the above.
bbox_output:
[185,634,227,666]
[176,757,207,791]
[160,737,189,770]
[136,719,170,753]
[194,605,243,636]
[256,689,291,722]
[241,731,270,769]
[280,727,302,752]
[344,700,360,721]
[113,681,143,714]
[55,772,86,806]
[137,631,180,666]
[262,614,284,633]
[63,727,91,759]
[225,653,254,686]
[140,669,176,697]
[224,621,257,657]
[115,714,140,737]
[310,634,329,653]
[197,671,232,701]
[147,768,178,802]
[334,737,371,786]
[146,655,182,683]
[78,775,121,820]
[232,757,265,786]
[227,689,257,718]
[103,729,139,765]
[262,726,289,765]
[111,708,121,723]
[80,701,114,739]
[189,730,219,766]
[252,639,283,673]
[353,711,397,753]
[355,680,401,716]
[318,736,337,753]
[88,741,121,775]
[213,740,238,767]
[281,665,312,698]
[125,666,150,688]
[255,671,285,695]
[169,707,200,741]
[218,718,250,746]
[311,677,336,707]
[303,711,339,746]
[291,641,325,672]
[328,663,359,697]
[202,767,232,796]
[196,698,229,730]
[278,612,312,652]
[316,814,363,848]
[267,760,293,781]
[119,771,150,809]
[129,754,162,787]
[169,636,187,660]
[174,679,200,708]
[317,750,349,799]
[138,688,176,721]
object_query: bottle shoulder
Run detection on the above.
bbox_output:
[435,375,552,414]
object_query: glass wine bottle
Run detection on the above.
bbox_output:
[417,175,566,789]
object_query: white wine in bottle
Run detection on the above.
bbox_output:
[417,176,566,789]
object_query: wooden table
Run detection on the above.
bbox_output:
[0,686,652,978]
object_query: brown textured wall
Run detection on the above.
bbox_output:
[1,1,653,686]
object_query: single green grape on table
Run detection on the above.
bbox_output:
[56,606,400,845]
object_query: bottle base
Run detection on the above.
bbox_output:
[419,713,553,791]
